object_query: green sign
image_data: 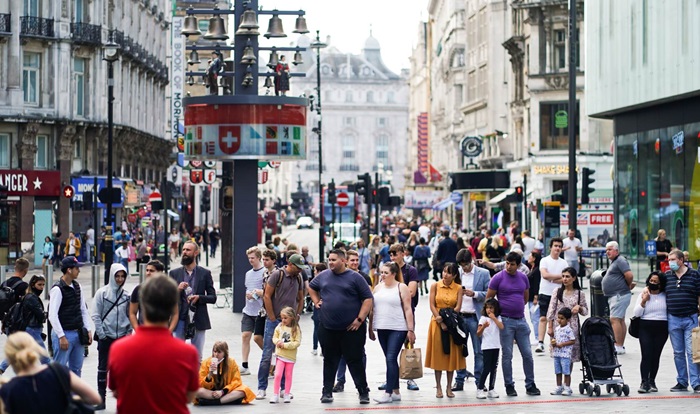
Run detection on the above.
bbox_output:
[555,110,568,128]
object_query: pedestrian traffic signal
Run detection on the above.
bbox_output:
[515,186,524,202]
[355,173,371,198]
[378,187,390,206]
[201,188,211,211]
[582,167,595,204]
[220,186,232,211]
[328,179,336,204]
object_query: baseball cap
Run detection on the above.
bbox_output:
[287,254,305,269]
[61,256,83,269]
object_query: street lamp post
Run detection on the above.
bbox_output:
[310,30,327,260]
[103,32,119,285]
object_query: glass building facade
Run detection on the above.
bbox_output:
[614,96,700,280]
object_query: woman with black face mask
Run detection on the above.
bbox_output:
[21,275,51,358]
[632,271,668,393]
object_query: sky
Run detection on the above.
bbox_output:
[260,0,427,73]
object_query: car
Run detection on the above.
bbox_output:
[296,216,314,229]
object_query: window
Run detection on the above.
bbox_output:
[23,53,40,104]
[343,117,355,126]
[478,66,488,99]
[74,0,84,22]
[345,90,353,102]
[554,30,566,70]
[455,85,463,106]
[366,91,374,103]
[387,91,395,103]
[34,135,49,169]
[0,134,9,168]
[74,58,86,116]
[342,134,355,159]
[451,50,465,67]
[376,134,389,166]
[24,0,38,16]
[377,117,387,127]
[467,71,476,102]
[540,101,580,150]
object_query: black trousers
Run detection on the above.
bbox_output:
[478,349,500,391]
[318,323,368,394]
[638,319,668,382]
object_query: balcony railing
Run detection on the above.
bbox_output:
[340,164,360,172]
[0,14,10,34]
[70,22,102,46]
[20,16,55,39]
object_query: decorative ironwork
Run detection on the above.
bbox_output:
[20,16,55,38]
[0,14,11,34]
[70,23,102,46]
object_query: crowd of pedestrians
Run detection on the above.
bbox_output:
[1,218,700,413]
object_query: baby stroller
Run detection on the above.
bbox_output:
[578,316,629,397]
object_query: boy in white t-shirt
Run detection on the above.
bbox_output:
[550,307,576,396]
[476,298,504,399]
[536,237,567,352]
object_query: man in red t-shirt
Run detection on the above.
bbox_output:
[108,275,199,413]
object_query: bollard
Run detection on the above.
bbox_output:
[589,269,610,318]
[45,266,53,300]
[139,263,147,284]
[92,265,100,298]
[0,266,5,284]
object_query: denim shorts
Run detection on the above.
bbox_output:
[607,292,632,319]
[554,356,572,375]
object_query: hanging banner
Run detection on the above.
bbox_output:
[183,103,307,160]
[171,16,185,145]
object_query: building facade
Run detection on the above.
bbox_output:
[587,0,700,278]
[0,0,171,263]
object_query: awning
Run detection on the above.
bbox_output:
[488,188,533,205]
[431,198,464,211]
[166,209,180,220]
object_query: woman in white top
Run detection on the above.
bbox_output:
[633,271,668,394]
[368,262,415,404]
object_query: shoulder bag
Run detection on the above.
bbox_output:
[93,290,124,341]
[397,285,423,380]
[48,363,95,414]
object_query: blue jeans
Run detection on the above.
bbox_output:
[528,301,540,338]
[455,314,483,387]
[258,318,285,391]
[377,330,407,393]
[119,258,129,271]
[668,314,700,387]
[51,330,84,377]
[0,327,50,371]
[174,320,206,361]
[500,316,535,388]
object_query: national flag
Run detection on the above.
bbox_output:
[429,163,443,182]
[219,125,240,155]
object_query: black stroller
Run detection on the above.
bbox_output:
[578,316,629,396]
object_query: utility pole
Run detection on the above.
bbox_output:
[567,0,578,233]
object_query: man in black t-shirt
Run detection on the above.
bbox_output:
[128,260,167,329]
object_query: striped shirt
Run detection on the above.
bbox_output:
[664,269,700,317]
[633,292,667,321]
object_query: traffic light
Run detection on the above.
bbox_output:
[582,167,596,204]
[355,173,371,198]
[378,187,390,206]
[515,186,524,202]
[561,185,569,203]
[328,180,336,204]
[220,185,232,211]
[201,188,211,212]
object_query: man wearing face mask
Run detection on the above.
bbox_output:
[601,241,634,355]
[170,241,217,360]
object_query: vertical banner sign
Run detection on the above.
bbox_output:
[171,16,184,146]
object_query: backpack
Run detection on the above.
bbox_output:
[273,268,303,297]
[0,279,24,318]
[2,299,27,335]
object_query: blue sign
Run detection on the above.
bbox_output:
[645,240,657,257]
[71,177,124,208]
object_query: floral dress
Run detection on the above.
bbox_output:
[546,287,588,363]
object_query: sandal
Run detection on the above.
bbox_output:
[436,387,443,398]
[446,389,455,398]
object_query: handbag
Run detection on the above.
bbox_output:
[79,327,90,346]
[48,363,96,414]
[692,327,700,364]
[399,343,423,379]
[628,316,641,339]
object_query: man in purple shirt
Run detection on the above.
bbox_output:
[486,251,540,397]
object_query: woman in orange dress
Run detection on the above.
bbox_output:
[425,262,464,398]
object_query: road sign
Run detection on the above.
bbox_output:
[336,192,349,207]
[62,185,75,199]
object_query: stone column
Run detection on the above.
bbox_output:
[16,123,39,242]
[7,0,22,106]
[57,124,77,235]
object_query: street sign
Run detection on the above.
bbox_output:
[269,161,281,168]
[336,192,349,207]
[62,185,75,199]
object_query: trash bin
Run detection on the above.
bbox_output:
[589,269,610,318]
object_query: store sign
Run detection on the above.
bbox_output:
[0,170,61,196]
[404,190,443,209]
[171,16,184,145]
[71,177,124,208]
[672,131,684,154]
[533,165,578,175]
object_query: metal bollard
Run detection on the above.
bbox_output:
[589,269,610,318]
[0,266,5,284]
[92,265,100,298]
[139,263,147,284]
[45,266,53,300]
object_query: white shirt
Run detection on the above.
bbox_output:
[418,225,431,242]
[115,246,130,260]
[479,315,502,350]
[522,236,536,258]
[48,282,94,338]
[633,291,667,321]
[562,237,582,261]
[459,268,476,314]
[67,239,77,255]
[86,228,95,245]
[539,255,568,296]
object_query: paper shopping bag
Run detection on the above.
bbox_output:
[692,327,700,364]
[399,345,423,380]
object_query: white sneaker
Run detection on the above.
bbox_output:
[535,343,545,353]
[476,389,487,399]
[284,394,292,403]
[373,393,393,404]
[562,387,573,396]
[269,394,279,404]
[550,386,563,395]
[280,391,293,399]
[240,367,251,375]
[615,346,626,355]
[256,390,266,400]
[391,393,401,401]
[311,349,318,355]
[487,390,499,398]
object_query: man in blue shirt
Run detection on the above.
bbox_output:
[355,239,371,274]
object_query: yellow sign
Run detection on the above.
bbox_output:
[544,201,561,207]
[533,165,579,175]
[470,193,486,201]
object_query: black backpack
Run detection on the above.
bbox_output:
[0,279,24,318]
[2,299,27,335]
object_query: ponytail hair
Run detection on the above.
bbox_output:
[4,332,47,374]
